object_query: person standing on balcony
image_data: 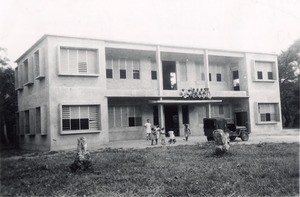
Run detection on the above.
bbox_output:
[144,119,152,140]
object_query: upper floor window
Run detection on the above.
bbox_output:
[133,60,140,79]
[253,61,276,82]
[59,47,98,76]
[216,73,222,82]
[151,60,157,80]
[23,59,29,84]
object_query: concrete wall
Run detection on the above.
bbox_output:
[47,36,109,150]
[245,53,282,133]
[16,38,51,150]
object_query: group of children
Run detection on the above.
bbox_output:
[144,119,191,146]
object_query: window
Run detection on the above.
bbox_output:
[163,61,177,90]
[268,72,273,80]
[151,71,157,80]
[257,71,263,79]
[232,70,240,91]
[34,50,40,77]
[254,61,276,81]
[106,69,113,78]
[133,70,140,79]
[25,110,30,134]
[133,60,140,79]
[257,103,279,123]
[62,105,100,132]
[151,60,157,80]
[209,73,212,81]
[60,47,98,75]
[120,69,126,79]
[35,107,41,134]
[108,105,142,128]
[216,73,222,82]
[23,59,29,84]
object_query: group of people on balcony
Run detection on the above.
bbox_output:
[144,119,191,146]
[180,88,211,100]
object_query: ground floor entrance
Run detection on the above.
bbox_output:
[164,105,180,136]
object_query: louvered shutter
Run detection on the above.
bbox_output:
[69,49,77,73]
[29,108,36,135]
[41,105,47,135]
[80,106,89,129]
[89,106,99,129]
[115,106,122,127]
[87,50,97,74]
[62,106,71,130]
[35,107,41,134]
[108,107,115,128]
[34,50,40,77]
[78,50,87,73]
[121,106,128,127]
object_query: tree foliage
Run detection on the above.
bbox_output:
[0,47,17,146]
[278,39,300,127]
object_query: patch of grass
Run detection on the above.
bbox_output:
[0,143,299,196]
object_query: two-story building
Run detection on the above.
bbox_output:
[15,35,282,150]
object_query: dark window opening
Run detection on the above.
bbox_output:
[216,73,222,81]
[232,70,240,91]
[182,105,189,124]
[257,71,263,79]
[133,70,140,79]
[151,71,157,80]
[71,119,80,130]
[162,61,177,90]
[219,105,224,115]
[129,117,142,127]
[209,73,212,81]
[106,69,113,78]
[120,69,126,79]
[268,72,273,80]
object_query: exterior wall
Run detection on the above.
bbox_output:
[16,38,50,150]
[15,35,283,150]
[47,37,109,150]
[245,53,282,133]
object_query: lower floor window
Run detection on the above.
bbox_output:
[108,105,142,128]
[62,105,99,131]
[258,103,279,122]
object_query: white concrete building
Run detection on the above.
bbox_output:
[15,35,282,150]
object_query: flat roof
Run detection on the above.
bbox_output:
[15,34,278,63]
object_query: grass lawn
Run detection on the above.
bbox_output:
[0,142,299,196]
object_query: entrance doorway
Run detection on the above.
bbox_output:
[235,112,248,126]
[164,105,179,136]
[162,61,177,90]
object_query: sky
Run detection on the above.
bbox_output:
[0,0,300,68]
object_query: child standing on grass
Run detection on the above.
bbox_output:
[144,119,151,140]
[168,129,176,144]
[160,128,166,145]
[184,124,191,141]
[150,127,158,145]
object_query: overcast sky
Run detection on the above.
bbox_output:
[0,0,300,67]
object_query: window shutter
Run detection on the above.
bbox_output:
[62,106,71,131]
[113,58,119,79]
[40,105,47,135]
[89,106,99,129]
[121,106,128,127]
[133,60,140,70]
[60,48,69,73]
[19,111,24,135]
[151,60,157,71]
[35,107,41,134]
[126,59,133,79]
[69,49,77,73]
[29,108,36,135]
[78,50,87,73]
[115,106,122,127]
[87,50,97,74]
[108,107,115,128]
[34,50,40,77]
[106,58,112,69]
[28,57,34,84]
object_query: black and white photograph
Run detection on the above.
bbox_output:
[0,0,299,196]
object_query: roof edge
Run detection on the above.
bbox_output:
[15,34,278,63]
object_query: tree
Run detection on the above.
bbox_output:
[278,39,300,128]
[0,47,17,147]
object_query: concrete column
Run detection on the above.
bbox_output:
[204,49,210,89]
[206,103,211,118]
[158,104,165,128]
[156,45,163,98]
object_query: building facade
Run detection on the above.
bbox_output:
[15,35,282,150]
